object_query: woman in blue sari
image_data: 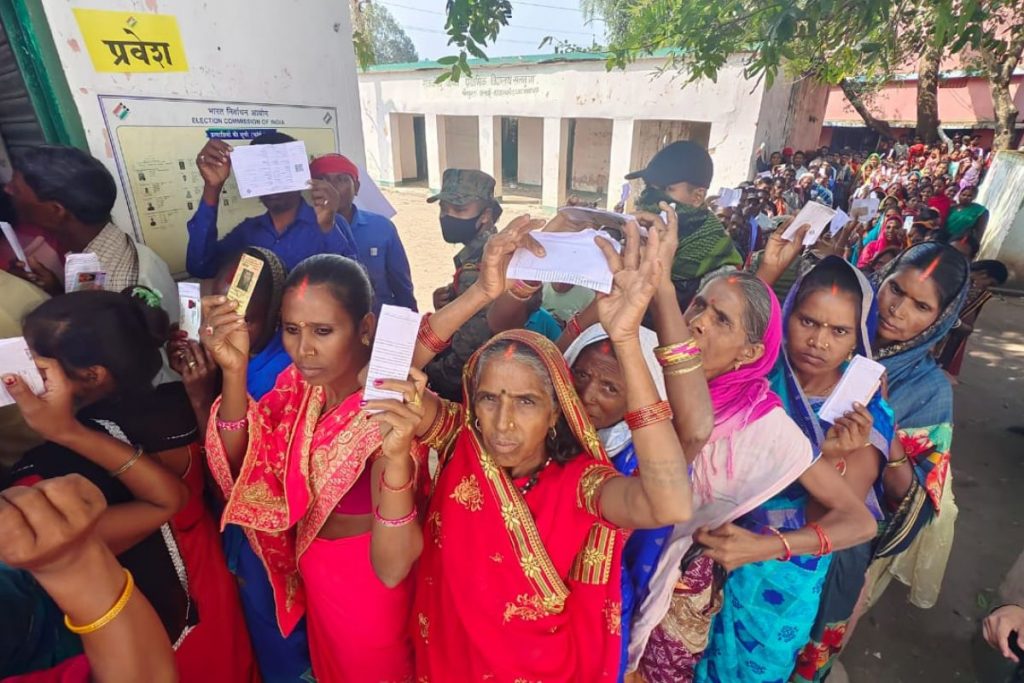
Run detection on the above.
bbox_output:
[696,256,893,682]
[170,246,310,682]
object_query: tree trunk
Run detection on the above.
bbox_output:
[839,79,896,139]
[990,79,1019,151]
[916,40,943,143]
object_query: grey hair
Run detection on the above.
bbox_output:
[703,270,773,344]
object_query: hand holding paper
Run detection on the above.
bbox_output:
[0,337,45,408]
[231,140,311,199]
[0,222,30,273]
[782,202,836,246]
[362,305,421,412]
[506,229,620,293]
[817,355,886,424]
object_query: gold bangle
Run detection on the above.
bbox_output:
[886,455,909,468]
[108,448,144,478]
[64,568,134,635]
[663,361,704,376]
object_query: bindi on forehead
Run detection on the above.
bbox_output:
[295,276,310,300]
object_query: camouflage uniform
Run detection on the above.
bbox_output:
[424,170,500,401]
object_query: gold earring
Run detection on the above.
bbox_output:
[734,362,742,371]
[361,335,370,346]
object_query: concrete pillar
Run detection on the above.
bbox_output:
[542,117,570,209]
[385,113,404,185]
[605,118,636,210]
[425,113,448,194]
[479,116,503,199]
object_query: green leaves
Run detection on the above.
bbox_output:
[436,0,511,82]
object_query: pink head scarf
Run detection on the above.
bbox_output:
[705,274,783,444]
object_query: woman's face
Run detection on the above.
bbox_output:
[474,356,559,470]
[959,187,976,206]
[884,218,903,242]
[786,288,859,380]
[684,278,764,380]
[876,267,943,343]
[572,343,627,430]
[280,284,371,387]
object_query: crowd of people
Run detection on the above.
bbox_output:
[0,127,1019,683]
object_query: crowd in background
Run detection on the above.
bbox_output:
[0,127,1020,683]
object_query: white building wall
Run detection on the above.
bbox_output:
[569,118,612,194]
[443,115,480,170]
[39,0,365,231]
[359,54,801,193]
[517,117,543,185]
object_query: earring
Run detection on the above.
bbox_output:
[474,418,481,431]
[734,362,742,371]
[548,427,557,440]
[847,351,855,361]
[361,335,370,346]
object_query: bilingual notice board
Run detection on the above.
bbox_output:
[99,95,339,274]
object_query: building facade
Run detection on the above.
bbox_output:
[359,52,829,209]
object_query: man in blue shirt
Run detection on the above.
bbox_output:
[310,153,416,312]
[185,131,357,278]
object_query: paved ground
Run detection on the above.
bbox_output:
[384,185,1024,682]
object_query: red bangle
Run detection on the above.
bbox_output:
[624,400,674,431]
[807,522,832,556]
[216,415,248,431]
[374,505,417,528]
[767,527,793,562]
[566,314,583,338]
[379,468,414,494]
[417,313,450,354]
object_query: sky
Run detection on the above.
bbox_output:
[374,0,608,61]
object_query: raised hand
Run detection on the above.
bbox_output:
[200,295,250,375]
[593,219,663,344]
[634,201,680,284]
[363,368,429,462]
[475,214,546,301]
[3,357,79,442]
[10,257,61,296]
[757,219,810,285]
[168,338,220,415]
[309,179,342,231]
[196,139,233,190]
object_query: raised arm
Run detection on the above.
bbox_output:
[0,475,176,683]
[200,295,253,477]
[593,222,693,529]
[5,360,188,555]
[411,215,545,369]
[641,204,714,460]
[754,218,811,286]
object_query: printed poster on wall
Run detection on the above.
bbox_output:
[99,95,339,274]
[73,9,188,73]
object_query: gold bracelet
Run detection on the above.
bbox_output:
[64,568,134,635]
[108,448,144,478]
[663,361,704,376]
[886,455,909,468]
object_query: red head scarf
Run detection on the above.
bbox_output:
[309,153,359,181]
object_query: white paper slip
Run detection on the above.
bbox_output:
[64,253,104,293]
[362,305,422,412]
[903,215,915,232]
[506,229,620,294]
[0,337,44,408]
[850,197,881,223]
[178,282,202,341]
[718,187,743,208]
[0,222,29,272]
[231,140,311,199]
[830,208,851,236]
[817,355,886,425]
[782,202,836,246]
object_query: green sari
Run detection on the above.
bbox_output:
[945,202,987,240]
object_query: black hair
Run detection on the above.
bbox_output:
[250,131,297,146]
[23,288,169,397]
[284,254,372,323]
[11,145,117,224]
[972,259,1009,285]
[893,243,969,310]
[795,259,864,338]
[472,339,583,466]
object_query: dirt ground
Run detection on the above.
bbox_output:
[383,185,1024,682]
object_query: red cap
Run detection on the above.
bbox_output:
[310,153,359,181]
[782,147,794,157]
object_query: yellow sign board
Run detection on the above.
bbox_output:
[73,9,188,73]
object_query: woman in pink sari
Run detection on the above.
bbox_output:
[201,254,430,682]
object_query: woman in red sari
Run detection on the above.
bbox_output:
[381,221,697,681]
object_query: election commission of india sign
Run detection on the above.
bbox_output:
[73,8,188,73]
[98,95,339,274]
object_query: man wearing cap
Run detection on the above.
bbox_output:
[185,131,357,278]
[310,153,416,312]
[424,168,535,400]
[629,140,743,308]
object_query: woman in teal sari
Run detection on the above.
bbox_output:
[943,185,989,243]
[696,257,892,683]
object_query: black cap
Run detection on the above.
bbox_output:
[624,140,714,189]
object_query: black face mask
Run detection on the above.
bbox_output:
[440,213,482,244]
[636,186,678,213]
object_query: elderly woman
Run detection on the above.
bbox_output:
[379,220,696,681]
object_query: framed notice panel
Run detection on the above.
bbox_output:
[99,95,339,274]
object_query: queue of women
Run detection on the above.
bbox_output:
[0,197,975,683]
